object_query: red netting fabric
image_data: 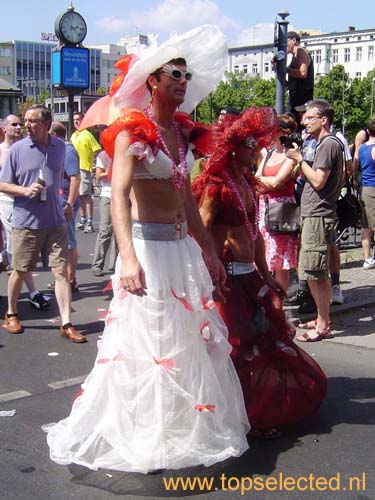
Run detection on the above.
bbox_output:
[216,271,327,429]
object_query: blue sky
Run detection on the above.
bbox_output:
[2,0,374,47]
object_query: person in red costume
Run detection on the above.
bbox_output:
[193,107,327,438]
[43,25,250,473]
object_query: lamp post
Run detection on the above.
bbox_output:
[274,11,289,114]
[315,58,334,103]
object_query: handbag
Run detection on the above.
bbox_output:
[264,195,301,235]
[336,181,362,232]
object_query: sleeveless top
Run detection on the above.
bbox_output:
[358,143,375,187]
[288,48,314,92]
[261,159,295,198]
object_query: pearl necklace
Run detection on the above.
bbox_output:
[222,172,259,241]
[144,105,187,191]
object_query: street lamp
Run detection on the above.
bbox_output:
[315,58,334,104]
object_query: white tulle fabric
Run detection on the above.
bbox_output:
[43,236,249,473]
[114,25,228,114]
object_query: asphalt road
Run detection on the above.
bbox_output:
[1,201,374,500]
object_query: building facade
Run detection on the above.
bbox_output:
[228,27,375,80]
[0,39,102,102]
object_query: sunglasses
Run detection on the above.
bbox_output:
[161,65,193,81]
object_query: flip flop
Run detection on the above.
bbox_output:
[296,328,333,342]
[298,320,332,329]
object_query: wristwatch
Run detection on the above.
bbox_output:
[64,202,72,208]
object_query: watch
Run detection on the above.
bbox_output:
[64,202,72,208]
[55,9,87,45]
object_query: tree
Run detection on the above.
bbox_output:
[18,97,36,119]
[195,72,277,123]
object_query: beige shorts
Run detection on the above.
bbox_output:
[298,216,336,281]
[11,225,68,272]
[79,169,93,196]
[360,186,375,229]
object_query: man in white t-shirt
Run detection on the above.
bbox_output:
[91,150,118,276]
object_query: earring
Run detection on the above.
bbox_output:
[232,151,236,158]
[149,85,158,105]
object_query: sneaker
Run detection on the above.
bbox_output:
[92,268,104,277]
[284,288,310,306]
[331,285,344,305]
[83,224,94,233]
[29,292,50,310]
[75,221,86,230]
[298,298,317,314]
[363,258,375,270]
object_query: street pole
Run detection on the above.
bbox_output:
[275,11,289,114]
[371,77,375,116]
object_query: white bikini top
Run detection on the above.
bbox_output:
[127,141,195,180]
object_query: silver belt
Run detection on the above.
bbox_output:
[226,261,255,275]
[132,221,187,241]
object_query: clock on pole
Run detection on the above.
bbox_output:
[54,2,87,46]
[53,2,90,136]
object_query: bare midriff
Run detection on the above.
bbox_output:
[130,178,187,224]
[211,224,255,263]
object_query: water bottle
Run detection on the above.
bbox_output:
[38,169,47,203]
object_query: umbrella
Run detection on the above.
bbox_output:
[79,95,120,130]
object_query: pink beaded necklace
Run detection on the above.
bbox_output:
[144,105,187,191]
[222,172,259,241]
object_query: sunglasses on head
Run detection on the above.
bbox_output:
[245,136,258,149]
[161,65,193,81]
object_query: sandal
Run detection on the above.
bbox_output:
[298,320,332,329]
[248,428,282,440]
[296,328,333,342]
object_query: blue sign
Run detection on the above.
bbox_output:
[52,47,90,89]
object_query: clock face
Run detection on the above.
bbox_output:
[60,11,87,44]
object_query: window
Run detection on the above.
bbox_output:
[344,48,350,62]
[369,46,374,61]
[243,64,248,74]
[356,72,361,78]
[316,50,322,63]
[264,62,270,73]
[356,47,362,61]
[234,65,239,73]
[0,47,10,57]
[332,49,338,63]
[252,63,258,74]
[0,66,10,75]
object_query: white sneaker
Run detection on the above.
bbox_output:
[331,285,344,305]
[363,258,375,270]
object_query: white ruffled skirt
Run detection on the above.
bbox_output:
[43,234,249,473]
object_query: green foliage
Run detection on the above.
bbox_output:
[96,87,107,96]
[195,66,375,141]
[18,97,36,119]
[314,65,375,140]
[195,72,276,123]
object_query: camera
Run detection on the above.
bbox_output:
[280,133,303,149]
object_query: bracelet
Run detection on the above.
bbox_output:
[64,202,72,208]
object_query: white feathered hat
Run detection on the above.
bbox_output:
[113,25,228,114]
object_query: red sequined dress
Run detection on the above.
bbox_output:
[193,173,327,430]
